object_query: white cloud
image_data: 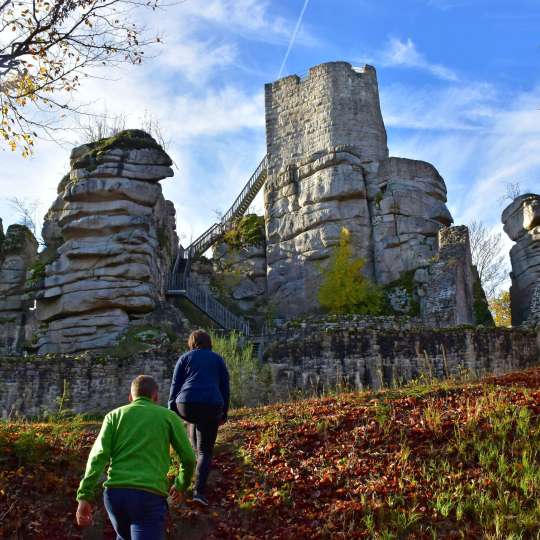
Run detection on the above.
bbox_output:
[174,0,319,47]
[384,81,540,230]
[381,81,497,131]
[378,37,458,81]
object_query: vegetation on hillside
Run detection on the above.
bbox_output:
[318,228,384,315]
[1,367,539,539]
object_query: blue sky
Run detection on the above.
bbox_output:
[1,0,539,252]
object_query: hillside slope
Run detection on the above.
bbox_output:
[1,367,539,539]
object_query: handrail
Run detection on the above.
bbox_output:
[167,154,268,332]
[172,154,268,265]
[168,275,250,335]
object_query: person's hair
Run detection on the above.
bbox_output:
[131,375,158,399]
[188,329,212,350]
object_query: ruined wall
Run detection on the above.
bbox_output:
[502,193,540,325]
[34,130,179,354]
[0,351,179,418]
[0,223,38,354]
[264,62,454,318]
[265,319,538,399]
[2,322,537,418]
[422,226,477,327]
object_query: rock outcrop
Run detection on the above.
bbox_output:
[35,130,178,354]
[211,214,267,315]
[502,193,540,325]
[264,62,453,317]
[0,222,38,354]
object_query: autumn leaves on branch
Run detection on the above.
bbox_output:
[0,0,162,155]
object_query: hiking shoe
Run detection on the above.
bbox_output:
[192,493,209,506]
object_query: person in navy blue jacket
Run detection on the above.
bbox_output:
[168,329,230,506]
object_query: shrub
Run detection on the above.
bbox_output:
[211,332,273,408]
[318,228,384,315]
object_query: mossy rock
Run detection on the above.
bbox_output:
[223,214,265,249]
[381,269,421,317]
[3,225,36,254]
[104,324,181,359]
[71,129,171,171]
[57,172,72,194]
[25,260,47,290]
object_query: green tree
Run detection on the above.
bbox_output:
[317,228,383,315]
[489,290,512,327]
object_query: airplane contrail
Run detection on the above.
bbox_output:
[277,0,311,79]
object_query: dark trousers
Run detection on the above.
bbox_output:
[103,487,167,540]
[177,402,222,496]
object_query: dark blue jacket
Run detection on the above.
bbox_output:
[167,348,230,418]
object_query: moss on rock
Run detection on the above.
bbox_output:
[382,269,421,317]
[3,225,35,254]
[223,214,265,249]
[71,129,171,171]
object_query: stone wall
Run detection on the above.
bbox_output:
[265,321,538,398]
[0,352,179,419]
[422,226,477,327]
[1,321,538,418]
[34,130,179,354]
[502,193,540,325]
[0,222,38,354]
[263,62,454,318]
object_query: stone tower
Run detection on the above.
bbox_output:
[264,62,453,317]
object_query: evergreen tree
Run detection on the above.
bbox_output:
[318,228,383,315]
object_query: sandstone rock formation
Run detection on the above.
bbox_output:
[502,193,540,325]
[264,62,453,317]
[211,214,267,315]
[0,222,38,354]
[35,130,179,353]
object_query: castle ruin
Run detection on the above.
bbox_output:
[0,62,538,364]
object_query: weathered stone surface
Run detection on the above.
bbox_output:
[1,323,536,418]
[264,62,455,317]
[0,224,38,354]
[422,226,476,327]
[264,320,538,398]
[502,193,540,325]
[35,131,179,354]
[213,239,267,315]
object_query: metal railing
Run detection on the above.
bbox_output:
[166,155,268,333]
[177,154,268,262]
[169,276,250,335]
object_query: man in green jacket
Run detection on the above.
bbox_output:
[76,375,196,539]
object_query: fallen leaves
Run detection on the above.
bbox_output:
[2,367,540,539]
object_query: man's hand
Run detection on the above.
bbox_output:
[169,485,186,505]
[76,500,93,528]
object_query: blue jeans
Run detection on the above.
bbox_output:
[103,487,167,540]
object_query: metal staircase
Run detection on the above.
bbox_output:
[166,155,269,335]
[167,277,250,335]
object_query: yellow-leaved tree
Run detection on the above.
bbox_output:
[317,227,384,315]
[489,290,512,327]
